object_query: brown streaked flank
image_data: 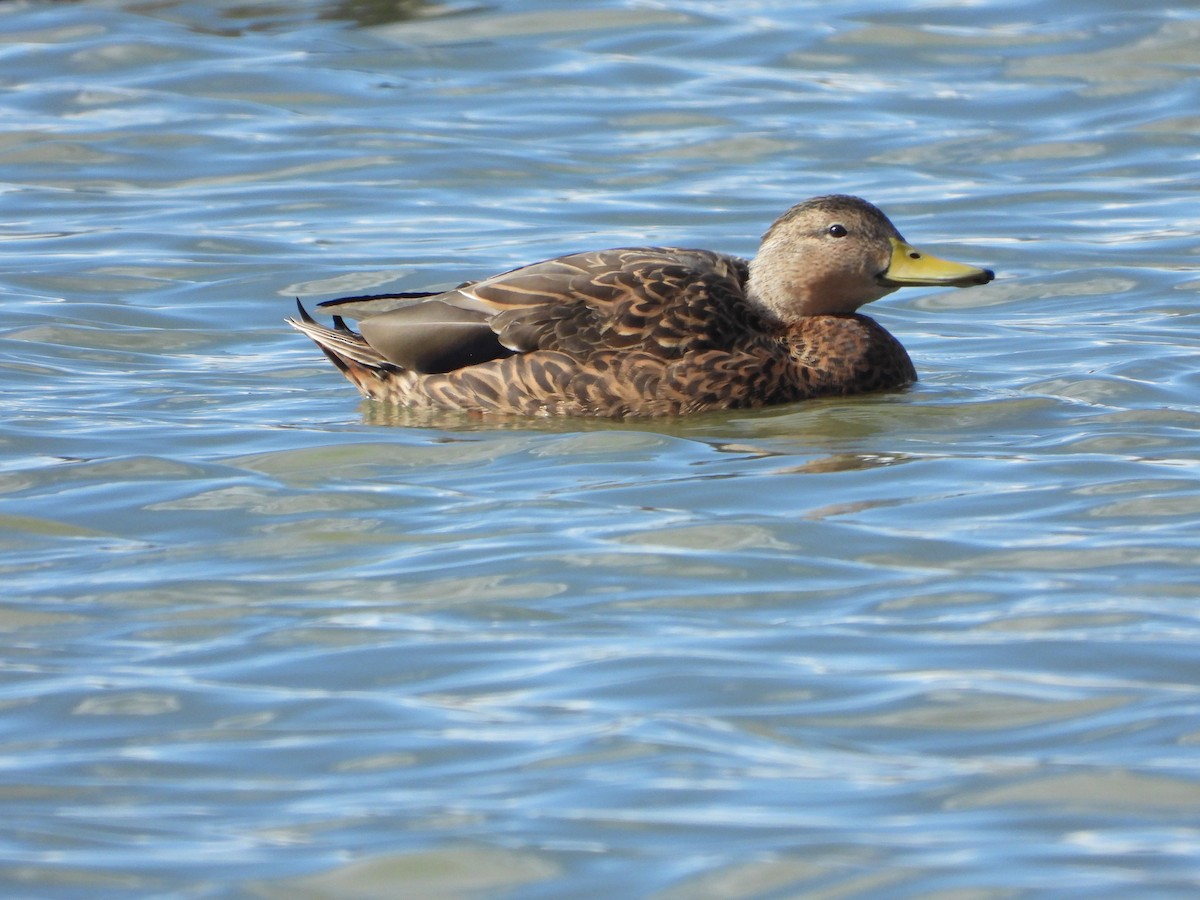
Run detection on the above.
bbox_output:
[288,195,994,418]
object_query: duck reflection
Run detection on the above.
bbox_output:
[319,0,430,27]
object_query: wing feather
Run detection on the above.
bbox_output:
[305,247,759,376]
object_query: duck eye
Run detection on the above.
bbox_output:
[827,223,848,238]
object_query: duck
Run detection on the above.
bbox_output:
[288,194,994,418]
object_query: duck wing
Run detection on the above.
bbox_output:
[322,247,754,375]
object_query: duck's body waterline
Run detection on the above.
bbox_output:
[289,195,994,418]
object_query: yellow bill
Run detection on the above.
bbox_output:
[880,236,995,288]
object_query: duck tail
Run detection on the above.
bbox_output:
[287,300,404,398]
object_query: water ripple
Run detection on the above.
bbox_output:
[3,0,1200,896]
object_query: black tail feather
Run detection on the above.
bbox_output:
[317,290,441,311]
[295,297,317,323]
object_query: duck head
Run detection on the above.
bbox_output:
[746,195,994,321]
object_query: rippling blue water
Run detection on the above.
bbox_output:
[3,0,1200,896]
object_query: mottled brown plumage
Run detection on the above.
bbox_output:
[288,195,994,418]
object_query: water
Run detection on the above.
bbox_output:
[3,0,1200,896]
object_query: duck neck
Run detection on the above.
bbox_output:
[746,256,820,323]
[747,254,892,321]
